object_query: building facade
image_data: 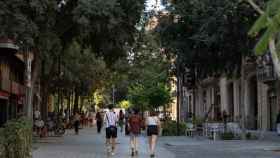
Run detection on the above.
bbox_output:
[0,39,25,126]
[183,55,280,131]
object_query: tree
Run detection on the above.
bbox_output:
[248,0,280,78]
[158,0,259,80]
[0,0,146,118]
[117,100,132,109]
[126,30,172,111]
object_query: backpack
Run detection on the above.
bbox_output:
[129,115,141,133]
[119,113,124,120]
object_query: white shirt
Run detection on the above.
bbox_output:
[104,111,118,128]
[34,110,40,119]
[35,120,44,127]
[147,116,159,126]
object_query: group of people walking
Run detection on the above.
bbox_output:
[71,104,161,157]
[102,104,161,157]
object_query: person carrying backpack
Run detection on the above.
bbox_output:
[96,111,103,133]
[118,110,125,133]
[104,104,118,156]
[128,108,142,156]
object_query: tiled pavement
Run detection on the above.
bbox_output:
[160,136,280,158]
[32,127,175,158]
[33,127,280,158]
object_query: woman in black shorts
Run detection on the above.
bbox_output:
[146,111,161,158]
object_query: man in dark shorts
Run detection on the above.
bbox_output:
[104,104,118,156]
[128,108,142,156]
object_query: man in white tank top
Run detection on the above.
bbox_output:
[104,104,118,156]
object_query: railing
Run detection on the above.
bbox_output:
[203,122,241,140]
[257,65,277,83]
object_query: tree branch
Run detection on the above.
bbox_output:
[269,37,280,78]
[246,0,264,15]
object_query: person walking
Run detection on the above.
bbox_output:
[96,111,103,133]
[128,108,142,156]
[118,110,125,133]
[104,104,118,156]
[146,111,161,158]
[276,110,280,135]
[125,109,132,135]
[73,112,81,135]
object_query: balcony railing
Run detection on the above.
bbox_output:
[257,65,277,83]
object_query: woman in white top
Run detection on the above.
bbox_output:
[146,111,161,158]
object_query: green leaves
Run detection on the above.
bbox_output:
[1,118,32,158]
[125,31,172,110]
[254,26,272,55]
[159,0,258,79]
[249,0,280,55]
[248,13,268,36]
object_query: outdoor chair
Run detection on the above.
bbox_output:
[185,123,196,137]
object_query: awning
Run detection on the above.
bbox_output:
[0,91,10,100]
[0,38,19,50]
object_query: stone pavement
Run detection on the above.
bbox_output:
[33,127,280,158]
[160,136,280,158]
[33,127,175,158]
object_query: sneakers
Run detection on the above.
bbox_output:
[150,154,155,157]
[131,151,135,156]
[106,146,111,154]
[131,148,139,156]
[131,148,135,156]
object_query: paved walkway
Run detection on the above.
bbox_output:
[33,127,175,158]
[33,127,280,158]
[160,136,280,158]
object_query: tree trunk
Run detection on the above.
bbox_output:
[240,56,247,140]
[40,82,50,121]
[74,88,79,113]
[80,97,84,113]
[67,93,71,120]
[203,104,214,122]
[176,67,181,136]
[25,48,40,121]
[269,38,280,78]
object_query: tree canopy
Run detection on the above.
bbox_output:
[158,0,260,80]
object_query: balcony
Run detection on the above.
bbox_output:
[257,65,277,84]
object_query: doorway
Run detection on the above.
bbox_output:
[0,99,8,127]
[268,90,277,131]
[248,76,258,130]
[228,83,234,121]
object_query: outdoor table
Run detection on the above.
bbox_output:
[204,123,224,140]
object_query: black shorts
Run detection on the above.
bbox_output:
[147,125,158,136]
[106,126,117,139]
